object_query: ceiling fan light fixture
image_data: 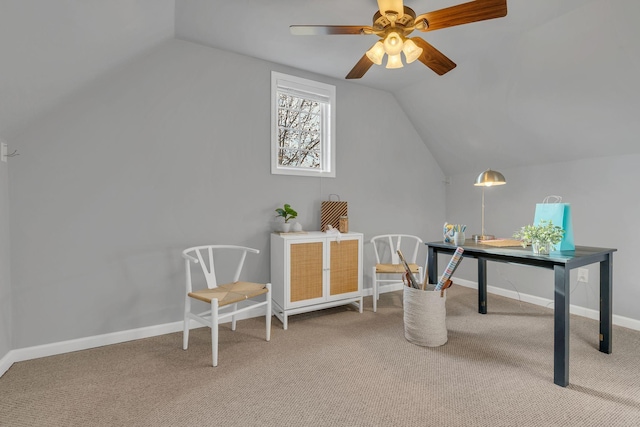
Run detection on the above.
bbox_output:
[386,53,404,69]
[383,31,403,56]
[402,39,423,64]
[366,41,385,65]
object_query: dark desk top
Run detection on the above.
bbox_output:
[426,240,617,269]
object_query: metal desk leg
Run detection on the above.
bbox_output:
[478,257,487,314]
[600,254,613,354]
[554,265,570,387]
[428,247,438,285]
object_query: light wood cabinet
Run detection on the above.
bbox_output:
[270,232,363,329]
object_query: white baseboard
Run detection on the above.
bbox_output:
[453,278,640,331]
[0,350,16,378]
[0,315,236,378]
[365,282,404,296]
[2,280,639,378]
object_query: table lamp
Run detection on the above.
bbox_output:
[473,169,506,241]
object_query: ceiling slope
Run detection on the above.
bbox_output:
[176,0,640,175]
[0,0,175,137]
[395,0,640,175]
[2,1,639,176]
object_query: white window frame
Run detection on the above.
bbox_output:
[271,71,336,178]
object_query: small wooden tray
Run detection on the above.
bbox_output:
[481,239,527,247]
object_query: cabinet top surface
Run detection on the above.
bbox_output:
[272,231,363,239]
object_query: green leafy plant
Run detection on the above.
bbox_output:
[513,219,565,250]
[275,203,298,223]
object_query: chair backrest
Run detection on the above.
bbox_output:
[182,245,259,292]
[370,234,423,265]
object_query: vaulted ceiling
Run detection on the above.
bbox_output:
[2,0,639,176]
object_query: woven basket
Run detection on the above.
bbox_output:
[403,286,447,347]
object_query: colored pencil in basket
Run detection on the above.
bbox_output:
[435,247,464,291]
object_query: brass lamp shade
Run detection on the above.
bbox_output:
[473,169,506,241]
[474,169,507,187]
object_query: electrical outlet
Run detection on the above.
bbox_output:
[577,268,589,283]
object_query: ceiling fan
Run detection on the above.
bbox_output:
[290,0,507,79]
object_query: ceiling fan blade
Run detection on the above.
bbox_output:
[290,25,373,35]
[411,37,457,76]
[415,0,507,32]
[377,0,404,16]
[345,54,374,79]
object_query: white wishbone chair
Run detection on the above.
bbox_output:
[182,245,271,366]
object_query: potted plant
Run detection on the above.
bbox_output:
[513,219,565,254]
[275,203,298,232]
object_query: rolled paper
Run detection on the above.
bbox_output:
[435,246,464,291]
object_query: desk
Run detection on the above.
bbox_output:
[426,240,617,387]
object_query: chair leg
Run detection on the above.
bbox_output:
[211,299,219,367]
[183,317,190,350]
[372,266,378,313]
[266,283,272,342]
[231,303,237,331]
[183,296,191,350]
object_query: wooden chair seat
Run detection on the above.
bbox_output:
[189,282,269,307]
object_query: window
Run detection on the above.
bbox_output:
[271,72,336,177]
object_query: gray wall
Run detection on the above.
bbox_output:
[0,153,10,358]
[444,155,640,322]
[8,39,446,349]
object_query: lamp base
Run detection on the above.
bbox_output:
[472,234,495,242]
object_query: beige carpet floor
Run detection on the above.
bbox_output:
[1,285,639,426]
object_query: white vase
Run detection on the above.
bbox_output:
[453,231,465,246]
[281,222,291,233]
[292,222,302,232]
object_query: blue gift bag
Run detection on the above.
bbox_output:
[533,196,575,251]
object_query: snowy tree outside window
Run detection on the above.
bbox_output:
[271,72,335,177]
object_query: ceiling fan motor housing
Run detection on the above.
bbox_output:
[372,6,421,39]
